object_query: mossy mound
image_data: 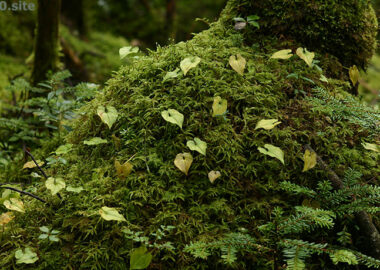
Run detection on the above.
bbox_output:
[0,1,379,269]
[238,0,378,68]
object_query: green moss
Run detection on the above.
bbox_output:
[0,1,379,269]
[236,0,378,68]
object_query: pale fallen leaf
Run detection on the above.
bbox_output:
[174,153,193,175]
[180,56,201,76]
[296,47,315,67]
[270,49,293,60]
[229,54,246,75]
[208,171,221,183]
[212,96,227,117]
[99,206,126,221]
[161,109,184,128]
[258,144,285,165]
[255,119,281,130]
[302,149,317,172]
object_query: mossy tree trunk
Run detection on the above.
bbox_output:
[31,0,61,86]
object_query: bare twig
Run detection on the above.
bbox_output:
[1,186,47,204]
[23,146,48,179]
[23,146,63,200]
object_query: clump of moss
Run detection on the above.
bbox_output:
[0,0,379,269]
[237,0,378,68]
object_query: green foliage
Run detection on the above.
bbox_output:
[0,1,379,269]
[238,0,378,67]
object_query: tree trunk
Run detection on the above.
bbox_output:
[165,0,177,41]
[31,0,61,86]
[61,0,87,38]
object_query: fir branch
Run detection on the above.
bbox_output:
[303,145,380,259]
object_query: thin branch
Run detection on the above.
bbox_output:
[23,146,62,200]
[23,146,48,179]
[1,186,47,204]
[303,144,380,259]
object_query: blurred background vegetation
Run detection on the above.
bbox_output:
[0,0,226,89]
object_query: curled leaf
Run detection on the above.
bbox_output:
[362,142,379,153]
[97,106,118,129]
[180,56,201,76]
[83,137,108,145]
[4,198,25,213]
[174,153,193,175]
[208,171,221,184]
[229,54,246,75]
[187,138,207,156]
[115,160,133,179]
[119,46,139,59]
[302,149,317,172]
[258,144,285,165]
[161,109,184,128]
[255,119,281,130]
[15,248,38,264]
[212,96,227,117]
[296,47,315,67]
[99,206,126,222]
[23,160,44,169]
[349,65,359,86]
[163,68,181,82]
[45,177,65,196]
[270,49,293,60]
[0,212,14,226]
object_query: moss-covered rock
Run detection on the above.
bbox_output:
[236,0,378,68]
[0,0,379,269]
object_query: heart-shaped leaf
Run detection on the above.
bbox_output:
[119,46,139,59]
[23,160,44,169]
[229,54,246,75]
[208,171,221,184]
[115,160,133,179]
[99,206,126,222]
[212,96,228,116]
[4,198,25,213]
[270,49,293,60]
[45,177,65,195]
[296,47,315,67]
[302,149,317,172]
[163,68,181,82]
[84,137,108,145]
[0,212,14,226]
[187,138,207,156]
[130,246,153,270]
[349,65,359,86]
[362,142,379,153]
[258,144,285,165]
[174,153,193,175]
[97,106,118,129]
[161,109,184,128]
[180,56,201,76]
[255,119,281,130]
[15,248,38,264]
